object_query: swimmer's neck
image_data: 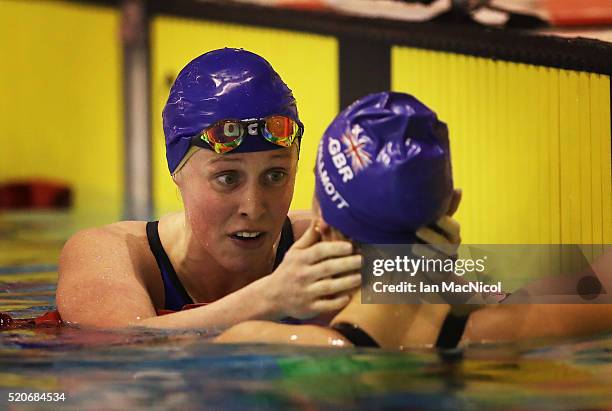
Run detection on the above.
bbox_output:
[159,212,276,302]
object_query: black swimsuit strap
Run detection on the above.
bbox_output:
[146,221,194,309]
[435,311,470,350]
[273,216,294,269]
[331,323,380,348]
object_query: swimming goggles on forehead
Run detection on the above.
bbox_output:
[191,115,304,154]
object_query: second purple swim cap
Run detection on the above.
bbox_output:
[315,92,453,244]
[163,48,300,174]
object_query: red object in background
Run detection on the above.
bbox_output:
[33,310,63,326]
[545,0,612,25]
[0,311,63,330]
[0,180,72,210]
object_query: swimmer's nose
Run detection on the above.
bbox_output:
[238,182,267,220]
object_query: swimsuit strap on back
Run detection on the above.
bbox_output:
[274,216,294,270]
[147,217,294,311]
[331,323,380,348]
[435,311,470,350]
[146,221,194,311]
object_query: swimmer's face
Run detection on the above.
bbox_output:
[175,145,298,272]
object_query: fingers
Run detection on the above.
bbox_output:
[414,228,458,256]
[309,273,361,297]
[301,241,354,264]
[415,215,460,250]
[310,294,352,313]
[292,219,320,249]
[447,188,462,216]
[310,254,363,280]
[415,226,447,245]
[435,215,461,244]
[411,242,444,259]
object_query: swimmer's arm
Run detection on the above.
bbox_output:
[464,303,612,343]
[133,278,291,329]
[462,251,612,343]
[215,320,352,347]
[57,227,158,328]
[500,247,612,304]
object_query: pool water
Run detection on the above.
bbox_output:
[1,212,612,411]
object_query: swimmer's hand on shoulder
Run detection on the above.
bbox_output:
[260,220,362,320]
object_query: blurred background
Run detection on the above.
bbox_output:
[0,0,611,245]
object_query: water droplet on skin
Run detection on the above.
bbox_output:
[329,337,346,347]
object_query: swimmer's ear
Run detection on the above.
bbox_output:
[316,217,333,238]
[293,218,321,249]
[447,188,462,217]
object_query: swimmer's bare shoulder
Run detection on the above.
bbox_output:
[56,219,164,328]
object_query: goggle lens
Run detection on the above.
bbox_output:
[264,116,299,146]
[206,121,244,144]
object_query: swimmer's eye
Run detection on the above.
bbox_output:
[265,169,288,186]
[214,172,240,187]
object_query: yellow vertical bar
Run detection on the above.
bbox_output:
[476,55,485,242]
[466,55,478,241]
[413,48,422,96]
[590,74,603,246]
[484,60,501,243]
[559,69,578,244]
[508,62,523,244]
[569,70,582,244]
[590,74,604,259]
[559,69,572,274]
[578,71,592,248]
[439,52,451,121]
[550,68,562,274]
[495,60,507,244]
[600,76,612,243]
[478,56,490,242]
[430,49,439,107]
[517,64,542,244]
[465,54,476,241]
[454,52,469,240]
[548,68,561,245]
[450,51,466,237]
[536,65,547,244]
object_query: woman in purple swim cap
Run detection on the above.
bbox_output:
[55,50,459,330]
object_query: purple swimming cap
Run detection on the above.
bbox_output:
[315,92,453,244]
[163,48,301,173]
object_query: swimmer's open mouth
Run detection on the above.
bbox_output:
[230,231,264,240]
